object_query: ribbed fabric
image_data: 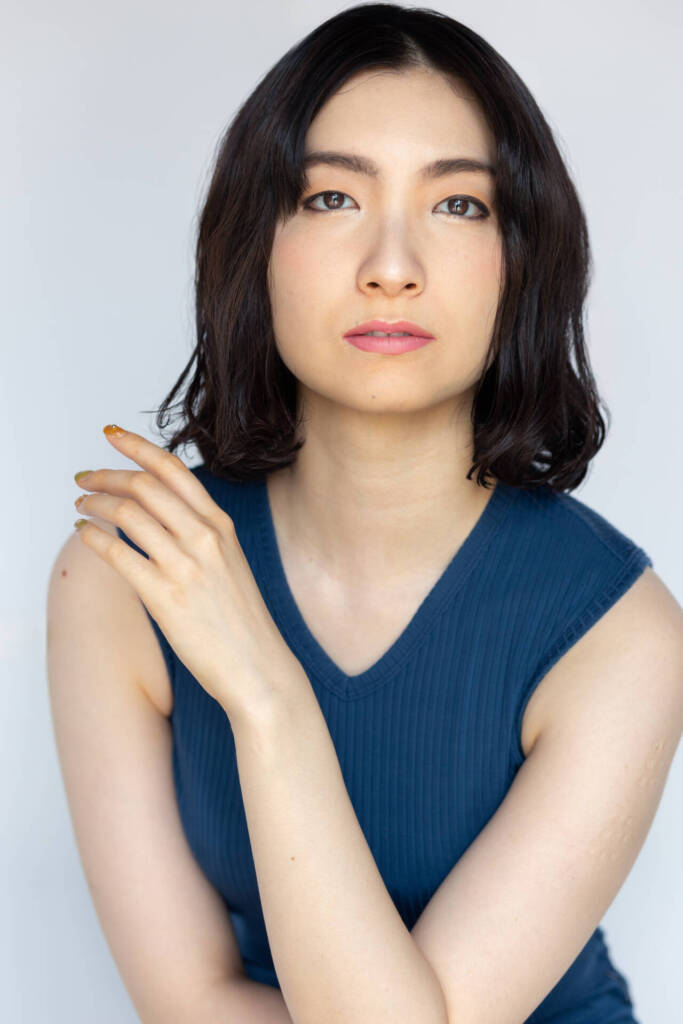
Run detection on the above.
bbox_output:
[117,467,651,1022]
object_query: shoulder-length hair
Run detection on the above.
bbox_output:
[147,2,608,492]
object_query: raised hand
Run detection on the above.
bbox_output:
[72,424,305,721]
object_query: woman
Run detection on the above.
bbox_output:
[47,5,683,1022]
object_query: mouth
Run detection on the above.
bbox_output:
[344,332,435,355]
[343,319,435,339]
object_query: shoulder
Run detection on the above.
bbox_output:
[509,486,681,748]
[528,563,683,749]
[49,516,175,718]
[505,484,654,650]
[509,483,651,565]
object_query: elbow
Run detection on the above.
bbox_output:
[418,961,451,1024]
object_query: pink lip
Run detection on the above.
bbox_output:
[343,319,434,338]
[345,334,434,354]
[343,318,435,355]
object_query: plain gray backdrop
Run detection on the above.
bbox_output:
[3,0,681,1020]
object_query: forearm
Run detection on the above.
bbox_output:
[200,974,294,1023]
[227,674,449,1024]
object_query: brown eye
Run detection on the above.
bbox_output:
[437,196,489,219]
[301,190,355,212]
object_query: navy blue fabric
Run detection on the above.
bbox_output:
[117,467,651,1022]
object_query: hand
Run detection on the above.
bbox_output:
[73,425,305,720]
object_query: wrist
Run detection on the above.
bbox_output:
[223,657,310,737]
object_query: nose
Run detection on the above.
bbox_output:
[357,225,425,297]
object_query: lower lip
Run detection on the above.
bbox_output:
[344,334,435,353]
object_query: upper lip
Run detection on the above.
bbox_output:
[343,319,435,338]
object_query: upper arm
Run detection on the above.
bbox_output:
[46,517,246,1023]
[410,567,683,1024]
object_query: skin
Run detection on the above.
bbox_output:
[266,66,503,597]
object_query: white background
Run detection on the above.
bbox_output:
[3,0,681,1020]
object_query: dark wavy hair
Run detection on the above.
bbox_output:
[144,2,609,492]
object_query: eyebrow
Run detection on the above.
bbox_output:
[303,150,496,180]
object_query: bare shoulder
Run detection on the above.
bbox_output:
[49,513,173,717]
[567,564,683,653]
[522,566,683,755]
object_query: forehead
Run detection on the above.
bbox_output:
[305,68,495,166]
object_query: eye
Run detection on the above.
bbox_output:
[300,190,490,219]
[435,195,489,219]
[301,190,356,212]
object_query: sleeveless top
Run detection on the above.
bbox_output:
[117,466,652,1023]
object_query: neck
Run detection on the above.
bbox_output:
[265,396,496,591]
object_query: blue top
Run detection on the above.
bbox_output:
[117,467,651,1022]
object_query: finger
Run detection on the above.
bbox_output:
[74,468,209,549]
[74,491,181,567]
[99,424,220,520]
[74,515,162,602]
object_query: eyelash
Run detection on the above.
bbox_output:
[300,190,490,220]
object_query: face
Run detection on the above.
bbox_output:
[267,67,503,422]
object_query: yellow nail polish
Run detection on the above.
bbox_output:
[74,495,86,510]
[103,424,126,437]
[74,519,88,530]
[74,470,92,483]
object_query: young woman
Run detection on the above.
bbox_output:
[47,5,683,1023]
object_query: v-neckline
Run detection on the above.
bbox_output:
[253,475,518,700]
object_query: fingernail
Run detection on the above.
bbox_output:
[103,424,126,437]
[74,470,93,483]
[74,519,88,530]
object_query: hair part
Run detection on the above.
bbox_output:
[143,3,608,492]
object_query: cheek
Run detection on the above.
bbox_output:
[271,223,339,288]
[274,231,310,277]
[270,236,330,337]
[447,236,502,318]
[454,231,501,281]
[268,233,334,372]
[269,235,298,302]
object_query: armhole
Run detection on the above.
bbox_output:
[513,546,654,765]
[115,525,177,709]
